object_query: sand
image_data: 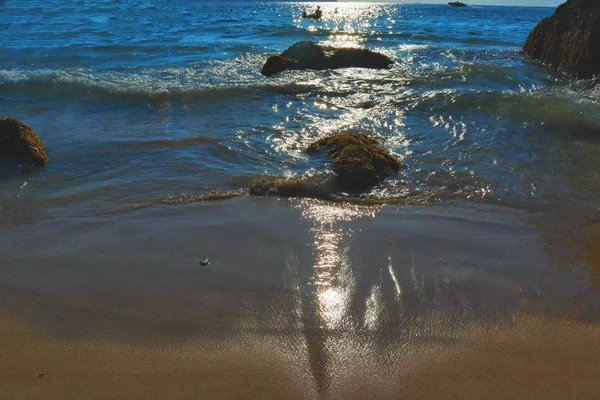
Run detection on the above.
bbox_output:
[2,197,600,399]
[3,314,600,400]
[0,314,315,400]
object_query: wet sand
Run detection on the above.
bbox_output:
[3,313,599,400]
[2,197,600,399]
[0,314,316,400]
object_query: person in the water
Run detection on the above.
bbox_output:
[303,5,322,20]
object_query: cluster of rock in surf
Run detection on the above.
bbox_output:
[0,39,400,194]
[3,0,598,198]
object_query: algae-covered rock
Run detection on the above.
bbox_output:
[261,41,394,76]
[306,132,401,191]
[247,133,401,198]
[522,0,600,79]
[0,117,49,166]
[249,173,336,199]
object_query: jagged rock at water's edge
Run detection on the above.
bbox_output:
[522,0,600,79]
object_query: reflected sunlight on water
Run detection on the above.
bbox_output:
[297,199,381,329]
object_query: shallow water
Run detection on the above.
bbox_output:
[2,1,600,221]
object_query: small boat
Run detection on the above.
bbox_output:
[448,1,468,7]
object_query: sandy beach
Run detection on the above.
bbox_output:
[2,197,600,399]
[3,313,600,400]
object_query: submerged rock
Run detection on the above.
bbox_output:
[522,0,600,79]
[0,117,49,166]
[352,101,378,109]
[260,41,394,76]
[306,132,401,192]
[249,173,336,199]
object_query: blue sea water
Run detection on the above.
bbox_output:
[1,1,599,220]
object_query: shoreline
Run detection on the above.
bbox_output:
[2,197,600,398]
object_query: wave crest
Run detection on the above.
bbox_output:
[0,65,318,104]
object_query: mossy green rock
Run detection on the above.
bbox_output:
[0,117,49,166]
[306,132,401,191]
[522,0,600,79]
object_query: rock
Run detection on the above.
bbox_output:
[282,40,325,66]
[353,101,378,109]
[260,55,300,77]
[261,41,394,76]
[249,173,336,199]
[306,132,401,192]
[0,117,49,166]
[247,133,401,198]
[522,0,600,79]
[325,47,394,70]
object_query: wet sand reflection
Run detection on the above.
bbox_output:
[291,199,600,398]
[294,200,448,398]
[297,200,367,397]
[2,198,600,399]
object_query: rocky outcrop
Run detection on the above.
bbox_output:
[522,0,600,79]
[0,117,49,166]
[306,132,401,192]
[261,41,394,76]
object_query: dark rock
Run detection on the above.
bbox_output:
[260,55,300,76]
[261,41,394,76]
[247,133,401,198]
[325,47,395,70]
[353,101,378,109]
[0,117,49,166]
[306,132,401,192]
[249,174,336,199]
[522,0,600,79]
[282,41,326,69]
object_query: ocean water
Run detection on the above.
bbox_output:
[2,2,600,398]
[2,1,600,219]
